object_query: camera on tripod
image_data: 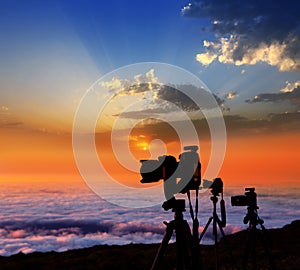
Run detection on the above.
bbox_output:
[231,187,257,208]
[140,145,201,195]
[203,178,223,196]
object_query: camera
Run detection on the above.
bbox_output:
[162,197,186,211]
[203,178,223,196]
[140,145,201,195]
[231,187,257,208]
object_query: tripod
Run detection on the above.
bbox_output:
[199,193,236,270]
[151,199,197,270]
[242,206,276,270]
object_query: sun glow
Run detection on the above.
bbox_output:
[137,141,148,151]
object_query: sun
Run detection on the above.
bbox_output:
[138,142,148,151]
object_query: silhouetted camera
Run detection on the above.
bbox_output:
[203,178,223,196]
[140,145,201,194]
[231,188,257,208]
[162,197,186,211]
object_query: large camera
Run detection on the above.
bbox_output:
[140,145,201,196]
[231,187,257,208]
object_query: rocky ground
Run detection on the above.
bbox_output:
[0,220,299,270]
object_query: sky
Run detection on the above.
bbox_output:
[0,0,300,189]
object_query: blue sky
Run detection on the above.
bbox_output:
[0,0,299,145]
[1,0,299,131]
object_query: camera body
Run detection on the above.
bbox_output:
[203,178,223,196]
[140,145,201,194]
[231,187,257,208]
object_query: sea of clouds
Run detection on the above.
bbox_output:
[0,180,299,256]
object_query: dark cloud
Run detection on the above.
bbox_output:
[116,108,170,119]
[245,86,300,105]
[114,84,229,119]
[268,111,300,128]
[126,111,300,145]
[156,84,201,111]
[118,83,201,111]
[183,0,300,71]
[120,82,160,95]
[224,112,300,134]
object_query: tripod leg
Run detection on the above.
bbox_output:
[216,217,238,270]
[213,215,219,270]
[243,229,252,270]
[243,227,257,270]
[151,221,174,270]
[258,227,276,270]
[192,218,202,270]
[251,228,256,270]
[176,219,193,270]
[199,216,213,242]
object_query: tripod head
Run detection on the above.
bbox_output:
[243,205,264,227]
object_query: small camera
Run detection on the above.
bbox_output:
[231,187,257,208]
[203,177,223,196]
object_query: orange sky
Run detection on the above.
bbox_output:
[1,125,298,188]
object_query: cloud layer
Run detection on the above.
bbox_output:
[245,81,300,106]
[183,0,300,71]
[0,182,298,256]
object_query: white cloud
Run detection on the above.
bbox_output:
[226,91,237,100]
[100,69,160,93]
[134,68,159,84]
[195,40,220,65]
[196,35,300,72]
[280,80,300,93]
[99,76,131,92]
[183,0,300,72]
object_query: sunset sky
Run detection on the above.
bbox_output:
[0,0,299,191]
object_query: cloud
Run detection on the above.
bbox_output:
[0,121,23,128]
[99,68,160,95]
[225,91,237,100]
[113,83,229,120]
[224,112,300,134]
[0,183,298,256]
[280,80,300,93]
[267,111,300,128]
[0,106,24,128]
[115,106,171,119]
[183,0,300,72]
[113,110,300,146]
[245,81,300,105]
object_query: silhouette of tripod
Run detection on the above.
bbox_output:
[151,199,197,270]
[199,193,236,270]
[242,206,276,270]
